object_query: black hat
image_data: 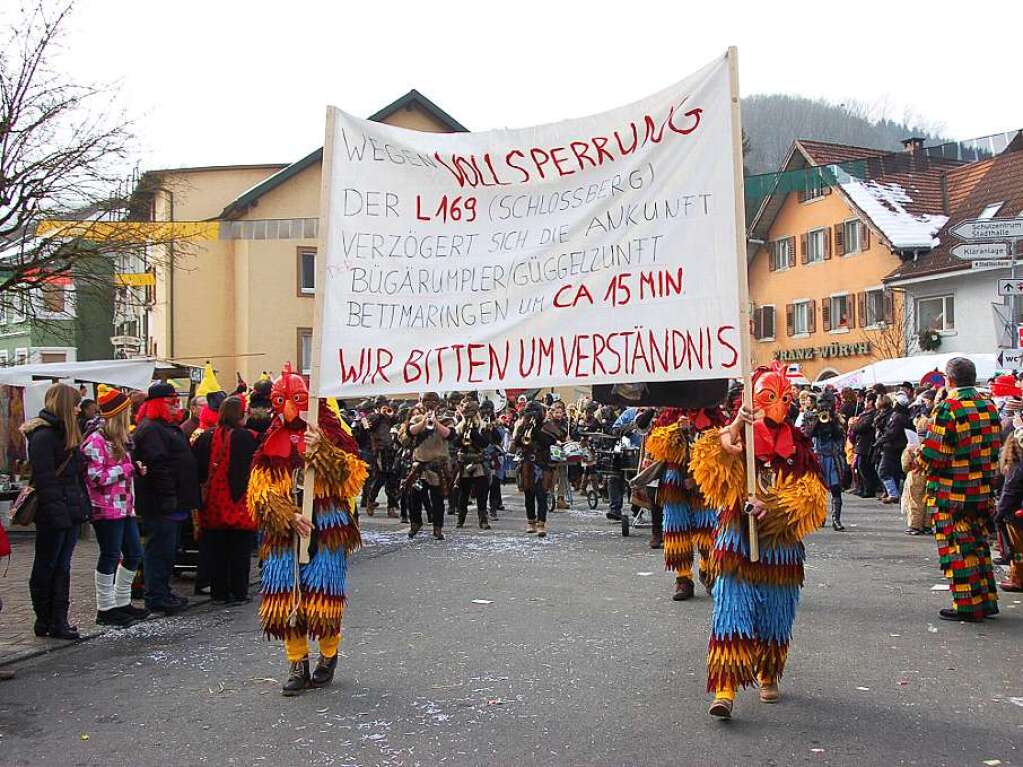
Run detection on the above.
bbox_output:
[207,390,227,411]
[147,381,176,400]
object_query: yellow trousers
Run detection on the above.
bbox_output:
[284,633,341,663]
[714,674,775,701]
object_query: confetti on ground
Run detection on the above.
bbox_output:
[810,748,825,754]
[471,600,493,605]
[927,624,938,633]
[856,686,870,691]
[889,633,901,637]
[1009,698,1023,707]
[637,572,654,577]
[931,584,949,591]
[983,759,1002,766]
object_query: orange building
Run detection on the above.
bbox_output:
[746,139,957,382]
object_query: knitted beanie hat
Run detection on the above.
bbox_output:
[97,384,130,418]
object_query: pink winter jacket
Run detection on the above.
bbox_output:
[80,430,136,521]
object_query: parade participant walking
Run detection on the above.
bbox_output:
[363,396,400,517]
[133,382,200,615]
[406,392,453,540]
[24,383,90,640]
[642,407,723,601]
[248,363,366,696]
[878,393,911,505]
[691,363,827,719]
[920,357,1001,622]
[480,400,506,517]
[512,401,567,537]
[193,397,259,604]
[802,390,849,531]
[81,386,148,628]
[453,398,492,530]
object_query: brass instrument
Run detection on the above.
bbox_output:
[817,409,831,424]
[518,415,534,447]
[426,411,436,431]
[381,405,395,418]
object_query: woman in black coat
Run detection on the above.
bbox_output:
[23,384,90,640]
[878,395,911,503]
[849,393,878,498]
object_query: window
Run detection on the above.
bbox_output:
[10,295,26,324]
[842,220,861,254]
[802,228,829,264]
[768,238,794,272]
[297,248,316,295]
[979,202,1004,220]
[15,348,27,365]
[917,295,955,333]
[826,294,851,332]
[297,327,312,376]
[0,351,8,366]
[799,173,829,203]
[753,305,776,341]
[0,302,6,325]
[787,300,815,336]
[41,285,66,314]
[864,289,886,327]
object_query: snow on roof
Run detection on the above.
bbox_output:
[838,171,948,250]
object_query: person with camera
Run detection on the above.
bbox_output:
[405,392,453,540]
[802,389,849,531]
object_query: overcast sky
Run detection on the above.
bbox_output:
[55,0,1023,171]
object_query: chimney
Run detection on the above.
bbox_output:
[902,137,925,154]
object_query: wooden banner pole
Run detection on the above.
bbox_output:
[298,105,337,564]
[726,46,759,562]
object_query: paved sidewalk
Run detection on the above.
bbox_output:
[0,529,203,666]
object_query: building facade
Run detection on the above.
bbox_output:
[747,140,912,381]
[885,136,1023,357]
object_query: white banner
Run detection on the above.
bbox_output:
[317,54,742,397]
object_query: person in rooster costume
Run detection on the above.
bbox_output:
[247,363,367,697]
[690,362,827,720]
[641,407,728,601]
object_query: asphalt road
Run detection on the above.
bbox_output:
[0,494,1021,767]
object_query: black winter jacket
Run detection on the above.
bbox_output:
[133,417,201,517]
[849,409,877,456]
[997,462,1023,524]
[24,410,90,530]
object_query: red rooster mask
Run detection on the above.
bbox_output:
[751,362,797,463]
[271,362,309,427]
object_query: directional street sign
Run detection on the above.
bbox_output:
[952,242,1010,260]
[998,278,1023,296]
[951,218,1023,241]
[998,349,1023,368]
[971,259,1013,269]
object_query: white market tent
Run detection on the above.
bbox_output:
[821,353,999,390]
[0,358,156,391]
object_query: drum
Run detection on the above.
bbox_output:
[619,447,641,472]
[562,441,586,463]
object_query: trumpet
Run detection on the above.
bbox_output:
[426,411,436,430]
[381,405,395,418]
[817,409,831,424]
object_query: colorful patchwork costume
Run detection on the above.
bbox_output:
[691,363,827,718]
[644,408,725,598]
[248,364,367,695]
[920,386,1001,620]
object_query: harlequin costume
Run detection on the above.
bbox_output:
[920,386,1001,621]
[690,363,827,719]
[643,407,726,601]
[247,363,367,696]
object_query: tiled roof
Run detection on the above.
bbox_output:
[795,140,889,166]
[887,141,1023,281]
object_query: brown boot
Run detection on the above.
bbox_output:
[708,697,733,719]
[386,507,399,518]
[537,521,547,538]
[432,527,445,541]
[526,521,537,535]
[649,531,663,549]
[759,681,780,703]
[556,496,569,510]
[672,577,694,601]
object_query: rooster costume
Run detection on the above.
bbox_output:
[643,408,727,600]
[248,364,367,696]
[690,363,827,718]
